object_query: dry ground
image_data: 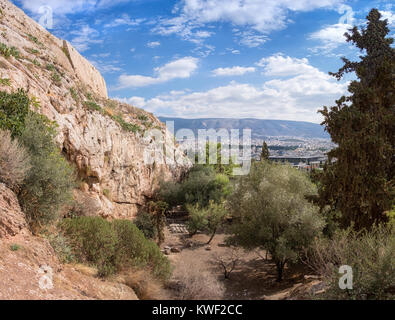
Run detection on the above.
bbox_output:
[161,226,321,300]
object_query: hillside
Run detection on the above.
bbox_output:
[159,117,329,139]
[0,0,191,300]
[0,0,190,220]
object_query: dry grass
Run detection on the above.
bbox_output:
[116,269,168,300]
[170,259,225,300]
[0,129,31,189]
[73,263,98,277]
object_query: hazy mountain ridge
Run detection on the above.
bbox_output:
[159,117,330,139]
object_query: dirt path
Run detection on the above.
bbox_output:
[161,224,320,300]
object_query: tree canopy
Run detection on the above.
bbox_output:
[317,9,395,230]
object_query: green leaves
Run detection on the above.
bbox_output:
[0,89,30,137]
[318,9,395,230]
[228,161,324,281]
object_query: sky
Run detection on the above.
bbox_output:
[11,0,395,123]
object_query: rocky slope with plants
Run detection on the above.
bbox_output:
[0,182,139,300]
[0,0,190,220]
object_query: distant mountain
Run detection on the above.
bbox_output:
[159,117,329,139]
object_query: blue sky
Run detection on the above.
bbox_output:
[12,0,395,123]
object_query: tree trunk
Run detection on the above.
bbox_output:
[207,228,217,244]
[276,261,284,282]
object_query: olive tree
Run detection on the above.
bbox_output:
[228,161,324,281]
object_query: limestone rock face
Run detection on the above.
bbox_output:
[0,183,27,238]
[62,40,108,99]
[0,0,191,219]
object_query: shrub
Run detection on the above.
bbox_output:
[119,269,168,300]
[84,100,102,112]
[0,43,19,59]
[0,89,30,137]
[69,87,79,102]
[304,225,395,300]
[0,78,10,86]
[10,244,21,251]
[0,130,30,189]
[47,233,75,263]
[60,217,118,276]
[112,114,141,133]
[51,72,61,85]
[18,112,75,226]
[134,211,157,239]
[171,259,224,300]
[112,219,171,280]
[60,217,172,280]
[27,34,39,44]
[46,63,56,72]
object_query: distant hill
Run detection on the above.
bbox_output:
[159,117,329,139]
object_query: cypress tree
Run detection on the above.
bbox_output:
[318,9,395,230]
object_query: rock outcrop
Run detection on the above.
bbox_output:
[0,183,27,238]
[0,0,191,219]
[0,183,138,300]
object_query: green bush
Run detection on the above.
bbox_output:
[0,89,30,137]
[111,114,141,133]
[0,43,19,59]
[60,217,118,276]
[305,225,395,300]
[60,217,171,280]
[112,219,171,280]
[18,112,75,226]
[159,165,230,208]
[0,78,10,86]
[0,90,75,227]
[51,72,62,85]
[134,211,157,239]
[84,100,102,112]
[10,244,21,251]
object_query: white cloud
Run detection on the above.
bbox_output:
[308,5,355,54]
[117,57,199,88]
[90,60,122,74]
[380,10,395,27]
[120,55,348,123]
[257,54,316,76]
[154,0,344,46]
[147,41,161,48]
[212,66,255,76]
[70,25,103,52]
[15,0,130,15]
[103,14,144,28]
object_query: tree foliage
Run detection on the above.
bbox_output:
[228,162,324,281]
[261,141,270,161]
[187,200,227,243]
[159,165,230,208]
[317,9,395,230]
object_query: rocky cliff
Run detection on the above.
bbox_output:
[0,183,139,299]
[0,0,190,219]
